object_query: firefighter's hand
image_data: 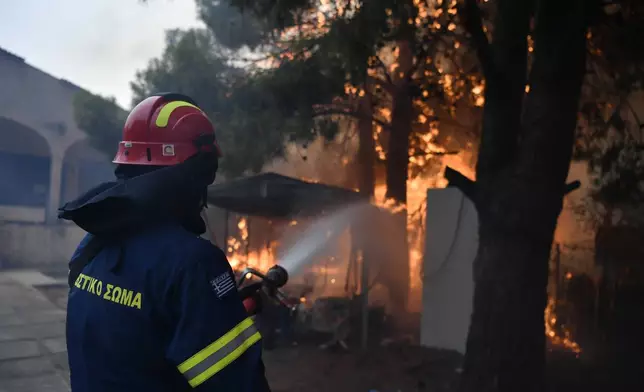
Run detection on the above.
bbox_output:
[238,282,263,316]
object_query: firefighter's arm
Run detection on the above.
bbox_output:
[165,243,269,391]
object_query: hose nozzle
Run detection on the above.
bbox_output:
[265,265,289,288]
[236,265,291,311]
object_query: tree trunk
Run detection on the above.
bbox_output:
[383,87,412,309]
[383,39,414,310]
[473,0,533,183]
[357,84,376,197]
[460,1,589,391]
[386,39,414,204]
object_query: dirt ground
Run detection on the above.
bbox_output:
[264,344,462,392]
[263,342,644,392]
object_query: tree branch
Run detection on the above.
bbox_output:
[411,149,460,157]
[407,45,429,81]
[312,107,391,130]
[445,166,478,203]
[624,98,643,137]
[368,75,397,96]
[372,55,394,86]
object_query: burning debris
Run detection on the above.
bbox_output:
[545,297,582,356]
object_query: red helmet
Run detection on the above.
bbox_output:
[113,93,222,166]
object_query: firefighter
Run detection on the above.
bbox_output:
[59,93,271,392]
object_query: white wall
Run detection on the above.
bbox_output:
[0,206,45,223]
[0,48,95,222]
[420,187,478,354]
[0,223,86,268]
[0,49,118,270]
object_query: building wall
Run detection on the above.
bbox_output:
[0,47,114,268]
[0,223,86,269]
[0,48,87,222]
[0,151,50,206]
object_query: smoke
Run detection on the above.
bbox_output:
[555,162,594,244]
[260,126,479,313]
[262,130,358,188]
[260,130,412,308]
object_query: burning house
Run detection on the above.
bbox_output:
[205,172,390,346]
[201,138,582,356]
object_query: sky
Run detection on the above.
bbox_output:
[0,0,201,108]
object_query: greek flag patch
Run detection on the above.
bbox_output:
[210,272,236,298]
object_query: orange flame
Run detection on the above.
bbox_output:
[545,297,581,355]
[227,217,274,272]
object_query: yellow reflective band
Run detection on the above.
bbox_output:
[155,101,200,128]
[177,317,261,388]
[188,330,261,387]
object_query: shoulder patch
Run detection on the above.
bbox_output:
[210,272,236,299]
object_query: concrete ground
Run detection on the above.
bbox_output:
[0,268,461,392]
[0,270,69,392]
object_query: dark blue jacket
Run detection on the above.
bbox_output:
[60,159,270,392]
[66,226,267,391]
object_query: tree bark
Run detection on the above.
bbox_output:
[383,39,414,310]
[383,86,412,309]
[357,84,376,197]
[459,0,589,391]
[472,0,533,182]
[386,39,414,204]
[386,86,413,203]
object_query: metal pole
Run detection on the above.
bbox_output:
[245,217,251,259]
[345,230,356,295]
[360,248,369,349]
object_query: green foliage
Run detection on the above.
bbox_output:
[224,0,316,32]
[195,0,269,50]
[591,142,644,205]
[575,0,644,210]
[129,27,343,176]
[73,91,126,158]
[130,28,230,111]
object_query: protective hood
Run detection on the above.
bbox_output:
[58,153,216,237]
